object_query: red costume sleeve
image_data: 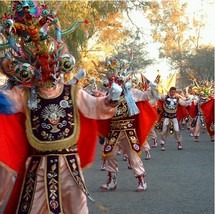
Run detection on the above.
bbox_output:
[0,113,29,172]
[0,113,29,214]
[135,101,158,147]
[200,98,214,137]
[77,110,98,169]
[177,105,189,122]
[186,102,197,118]
[97,119,111,137]
[157,100,164,122]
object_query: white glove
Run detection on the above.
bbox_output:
[89,77,95,84]
[147,82,160,100]
[149,82,157,90]
[108,83,122,103]
[68,69,86,85]
[149,98,157,106]
[186,98,193,105]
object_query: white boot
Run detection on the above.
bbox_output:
[177,142,183,150]
[123,154,128,161]
[145,151,151,160]
[136,175,147,192]
[160,143,166,151]
[100,158,106,171]
[100,172,117,191]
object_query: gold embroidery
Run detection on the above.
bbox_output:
[25,85,80,151]
[110,119,135,130]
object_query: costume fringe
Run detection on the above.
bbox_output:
[124,86,140,117]
[88,194,109,212]
[94,202,109,212]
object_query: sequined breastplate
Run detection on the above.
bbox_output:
[112,96,129,120]
[26,85,80,151]
[110,96,136,130]
[163,95,179,118]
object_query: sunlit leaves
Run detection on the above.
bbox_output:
[144,0,204,67]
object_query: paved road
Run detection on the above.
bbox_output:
[84,130,214,214]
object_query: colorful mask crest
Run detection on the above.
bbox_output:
[94,57,142,117]
[58,54,76,73]
[192,79,214,98]
[14,62,36,86]
[95,57,133,88]
[0,0,87,88]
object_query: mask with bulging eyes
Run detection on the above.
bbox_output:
[14,63,36,87]
[58,54,76,73]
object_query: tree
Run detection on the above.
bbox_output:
[187,45,214,80]
[113,36,154,71]
[175,45,214,88]
[143,0,205,71]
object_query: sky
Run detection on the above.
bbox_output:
[128,0,215,82]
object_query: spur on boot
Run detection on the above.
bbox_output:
[100,172,117,191]
[136,175,147,192]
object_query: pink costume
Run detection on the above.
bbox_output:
[0,165,15,208]
[1,84,118,214]
[0,2,123,213]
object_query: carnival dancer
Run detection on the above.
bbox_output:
[1,79,122,214]
[0,2,122,214]
[189,81,214,142]
[95,58,158,192]
[134,74,158,160]
[140,76,161,160]
[183,86,197,136]
[155,86,191,151]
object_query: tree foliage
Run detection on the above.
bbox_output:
[0,1,131,85]
[176,45,214,88]
[187,45,214,79]
[143,0,205,69]
[0,1,212,89]
[114,37,154,71]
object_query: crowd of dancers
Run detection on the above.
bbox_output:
[0,1,214,213]
[91,73,214,194]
